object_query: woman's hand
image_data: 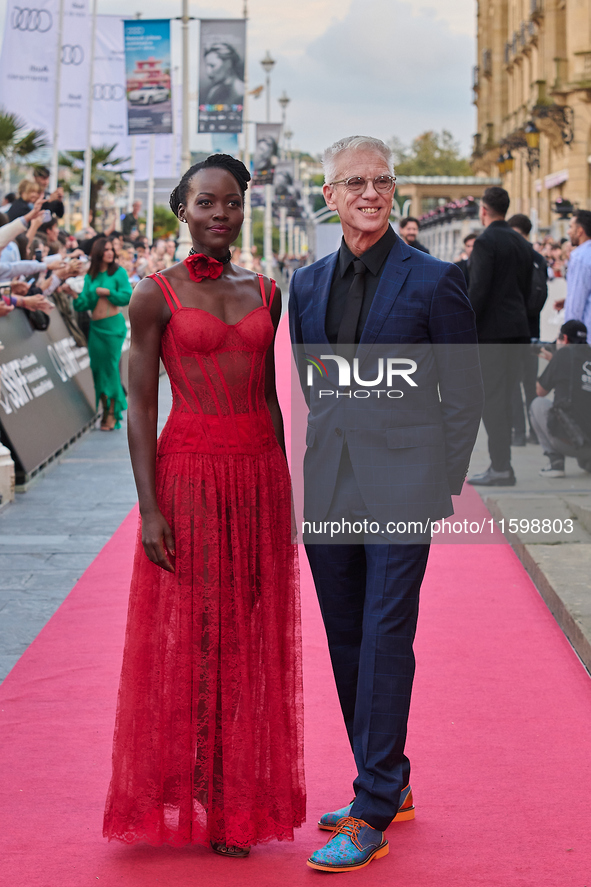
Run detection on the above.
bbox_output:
[141,510,176,572]
[23,195,45,224]
[96,286,111,298]
[0,300,14,317]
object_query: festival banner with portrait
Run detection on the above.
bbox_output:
[198,19,245,134]
[252,123,281,185]
[123,19,172,136]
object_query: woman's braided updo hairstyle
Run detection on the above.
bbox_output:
[169,154,250,218]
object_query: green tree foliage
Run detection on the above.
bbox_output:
[152,205,179,240]
[390,130,472,176]
[0,109,46,162]
[59,144,131,224]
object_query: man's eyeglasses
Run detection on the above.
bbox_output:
[329,175,396,194]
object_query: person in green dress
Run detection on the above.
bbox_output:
[74,237,132,430]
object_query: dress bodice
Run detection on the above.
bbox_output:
[150,272,277,456]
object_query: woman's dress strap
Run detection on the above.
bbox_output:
[150,272,183,313]
[257,273,277,310]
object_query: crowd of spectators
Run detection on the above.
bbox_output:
[0,166,191,341]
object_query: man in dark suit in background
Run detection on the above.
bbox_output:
[290,135,483,873]
[508,213,549,445]
[467,187,533,486]
[455,231,478,287]
[398,216,430,253]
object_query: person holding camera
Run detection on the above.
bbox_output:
[529,320,591,477]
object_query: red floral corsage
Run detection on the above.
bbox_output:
[183,252,225,283]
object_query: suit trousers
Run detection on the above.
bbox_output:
[305,447,430,832]
[479,342,524,471]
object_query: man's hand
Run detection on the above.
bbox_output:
[48,186,63,202]
[553,298,565,311]
[540,347,554,362]
[22,294,54,313]
[55,260,82,280]
[10,280,29,296]
[44,254,65,269]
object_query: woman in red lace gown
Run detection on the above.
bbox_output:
[103,154,305,855]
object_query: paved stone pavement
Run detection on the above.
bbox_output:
[0,376,172,682]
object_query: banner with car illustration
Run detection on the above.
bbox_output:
[198,19,245,134]
[123,19,172,135]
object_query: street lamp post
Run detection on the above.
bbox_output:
[260,51,275,123]
[260,50,276,279]
[176,0,192,259]
[240,0,253,270]
[278,91,290,157]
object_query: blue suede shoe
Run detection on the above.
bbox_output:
[307,817,389,872]
[318,783,414,830]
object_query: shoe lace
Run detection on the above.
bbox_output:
[331,816,366,851]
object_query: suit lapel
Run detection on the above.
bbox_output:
[311,252,338,345]
[356,236,411,365]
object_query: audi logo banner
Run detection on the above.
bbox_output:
[0,0,59,136]
[10,7,53,32]
[91,15,128,143]
[61,44,84,66]
[57,0,91,150]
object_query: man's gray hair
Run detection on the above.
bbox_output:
[322,136,394,184]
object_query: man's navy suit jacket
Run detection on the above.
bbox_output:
[288,234,484,526]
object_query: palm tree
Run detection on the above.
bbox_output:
[59,144,132,225]
[0,109,47,192]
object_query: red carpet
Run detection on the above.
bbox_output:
[2,320,590,885]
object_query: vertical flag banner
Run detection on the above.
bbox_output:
[123,19,172,136]
[252,123,281,185]
[58,0,92,150]
[273,159,303,216]
[0,0,58,136]
[92,16,127,147]
[133,84,181,180]
[212,132,239,155]
[198,19,245,134]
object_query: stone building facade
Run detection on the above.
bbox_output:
[472,0,591,235]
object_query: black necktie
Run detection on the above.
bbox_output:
[337,259,367,346]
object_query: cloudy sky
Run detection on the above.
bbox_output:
[0,0,477,157]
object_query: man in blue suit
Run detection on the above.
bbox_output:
[289,136,483,873]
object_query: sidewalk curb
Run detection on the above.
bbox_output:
[486,498,591,674]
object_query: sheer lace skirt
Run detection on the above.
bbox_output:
[103,447,305,847]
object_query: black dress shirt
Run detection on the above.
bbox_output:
[325,225,397,344]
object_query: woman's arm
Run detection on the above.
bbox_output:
[72,274,97,312]
[106,266,133,306]
[264,281,286,458]
[127,278,175,572]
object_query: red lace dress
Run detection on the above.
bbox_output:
[103,272,305,848]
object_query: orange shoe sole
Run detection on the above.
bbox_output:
[307,841,389,872]
[318,790,415,831]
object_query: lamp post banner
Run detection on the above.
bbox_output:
[131,83,181,180]
[58,0,92,150]
[197,18,245,134]
[253,122,281,185]
[123,19,172,136]
[0,0,58,136]
[91,16,127,146]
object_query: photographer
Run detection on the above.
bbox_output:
[530,320,591,477]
